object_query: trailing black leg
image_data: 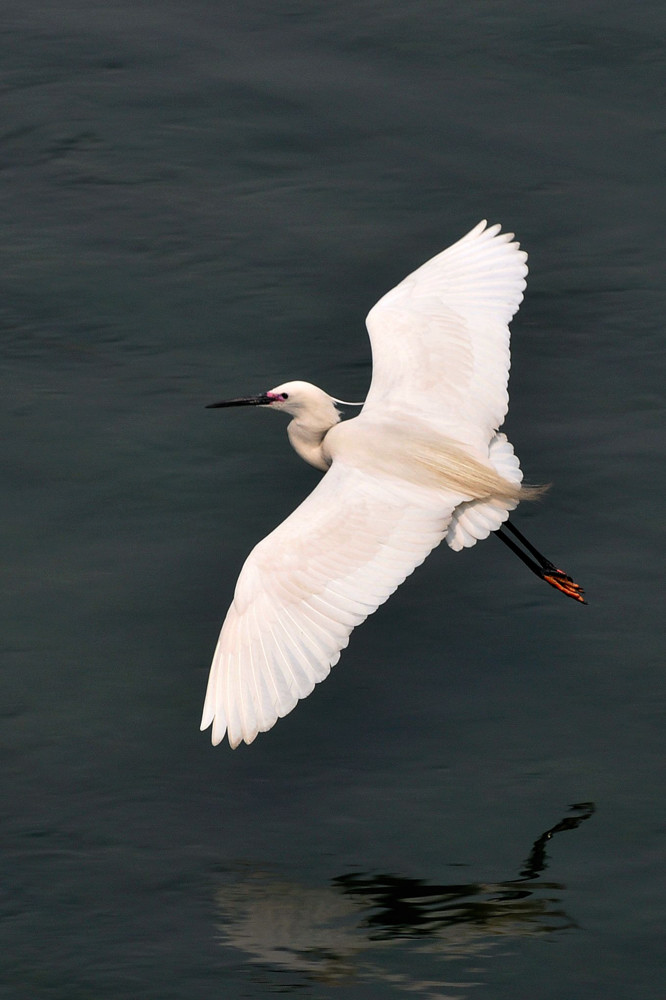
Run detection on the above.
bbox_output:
[496,521,587,604]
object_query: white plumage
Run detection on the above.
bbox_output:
[364,220,525,451]
[201,221,583,748]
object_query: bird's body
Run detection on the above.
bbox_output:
[202,221,584,748]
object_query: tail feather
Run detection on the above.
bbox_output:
[446,433,546,551]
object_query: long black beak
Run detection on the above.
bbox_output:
[206,394,273,409]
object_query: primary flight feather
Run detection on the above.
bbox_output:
[202,221,585,748]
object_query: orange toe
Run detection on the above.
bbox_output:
[543,570,587,604]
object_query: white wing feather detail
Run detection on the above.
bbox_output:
[202,462,465,747]
[364,220,528,453]
[446,433,523,551]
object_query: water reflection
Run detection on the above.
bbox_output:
[216,803,594,997]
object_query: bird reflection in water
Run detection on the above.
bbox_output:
[215,803,594,997]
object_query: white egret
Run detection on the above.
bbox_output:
[202,221,585,748]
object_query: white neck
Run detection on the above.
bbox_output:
[266,380,342,471]
[287,410,338,471]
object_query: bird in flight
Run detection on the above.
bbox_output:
[201,221,585,748]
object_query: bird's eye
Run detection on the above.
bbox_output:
[280,392,289,399]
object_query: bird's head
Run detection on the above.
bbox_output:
[207,380,348,427]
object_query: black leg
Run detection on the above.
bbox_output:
[495,520,587,604]
[501,519,558,570]
[495,527,547,577]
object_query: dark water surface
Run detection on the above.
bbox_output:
[2,2,665,998]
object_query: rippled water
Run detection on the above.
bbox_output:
[2,2,665,998]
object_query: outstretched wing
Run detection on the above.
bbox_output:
[363,221,528,454]
[201,461,465,747]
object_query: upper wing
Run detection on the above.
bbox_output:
[201,460,465,747]
[363,221,528,454]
